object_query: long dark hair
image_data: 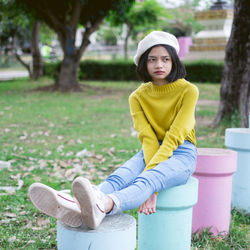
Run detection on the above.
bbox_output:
[136,44,186,83]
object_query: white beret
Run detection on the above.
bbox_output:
[133,31,180,66]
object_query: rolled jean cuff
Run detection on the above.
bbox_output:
[107,194,121,215]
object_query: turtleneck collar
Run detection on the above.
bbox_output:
[143,79,185,94]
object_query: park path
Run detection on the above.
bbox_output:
[0,70,28,81]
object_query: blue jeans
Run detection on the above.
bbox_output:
[98,140,197,213]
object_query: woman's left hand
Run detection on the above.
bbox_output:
[138,193,157,215]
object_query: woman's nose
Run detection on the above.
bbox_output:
[155,60,163,68]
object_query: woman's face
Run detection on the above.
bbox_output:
[147,46,172,86]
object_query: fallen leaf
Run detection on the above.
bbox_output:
[67,139,75,145]
[4,106,12,110]
[19,131,28,140]
[17,179,24,190]
[8,236,16,243]
[4,212,17,218]
[38,159,48,169]
[20,211,29,215]
[131,128,137,137]
[37,217,50,227]
[0,160,11,170]
[57,145,64,152]
[28,240,36,244]
[44,131,50,137]
[106,147,115,157]
[77,139,83,144]
[59,161,68,168]
[76,148,91,157]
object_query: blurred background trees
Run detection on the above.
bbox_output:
[15,0,135,91]
[1,0,248,128]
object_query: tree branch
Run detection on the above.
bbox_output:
[15,53,32,78]
[70,0,82,31]
[77,16,104,59]
[43,8,65,35]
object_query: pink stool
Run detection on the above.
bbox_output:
[192,148,237,235]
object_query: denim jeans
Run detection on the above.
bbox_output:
[98,140,197,214]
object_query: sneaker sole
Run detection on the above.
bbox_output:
[72,177,98,229]
[28,183,82,227]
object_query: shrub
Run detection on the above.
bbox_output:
[78,60,136,81]
[44,59,224,83]
[185,60,224,83]
[43,61,61,80]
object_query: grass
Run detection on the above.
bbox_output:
[0,77,249,249]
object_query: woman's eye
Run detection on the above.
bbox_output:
[148,58,155,62]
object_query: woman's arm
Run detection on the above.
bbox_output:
[129,93,159,166]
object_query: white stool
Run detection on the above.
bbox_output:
[57,213,136,250]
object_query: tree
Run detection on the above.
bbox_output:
[160,7,202,37]
[18,0,134,91]
[15,21,44,79]
[0,0,43,79]
[108,0,168,60]
[96,25,120,46]
[214,0,250,127]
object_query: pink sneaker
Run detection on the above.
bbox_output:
[28,183,82,227]
[72,177,106,229]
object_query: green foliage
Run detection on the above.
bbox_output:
[161,7,202,37]
[220,111,242,129]
[107,0,170,50]
[78,60,136,81]
[18,0,135,34]
[0,54,21,68]
[0,0,32,50]
[97,28,118,46]
[43,61,61,80]
[185,60,224,83]
[44,59,224,83]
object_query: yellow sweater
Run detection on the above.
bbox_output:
[129,79,199,171]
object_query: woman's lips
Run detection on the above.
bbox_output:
[154,71,165,74]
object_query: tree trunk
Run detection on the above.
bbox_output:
[55,24,82,91]
[124,24,132,60]
[31,21,43,79]
[56,53,80,91]
[214,0,250,127]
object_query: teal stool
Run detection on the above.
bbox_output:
[225,127,250,212]
[57,214,136,250]
[138,177,198,250]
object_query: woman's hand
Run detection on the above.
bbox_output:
[138,193,157,215]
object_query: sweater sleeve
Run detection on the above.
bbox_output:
[129,93,160,165]
[144,85,199,171]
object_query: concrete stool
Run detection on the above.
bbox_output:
[138,176,198,250]
[225,128,250,213]
[57,214,136,250]
[192,148,237,235]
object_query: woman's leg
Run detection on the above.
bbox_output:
[109,141,197,213]
[98,149,145,194]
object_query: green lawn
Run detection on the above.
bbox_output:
[0,78,249,249]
